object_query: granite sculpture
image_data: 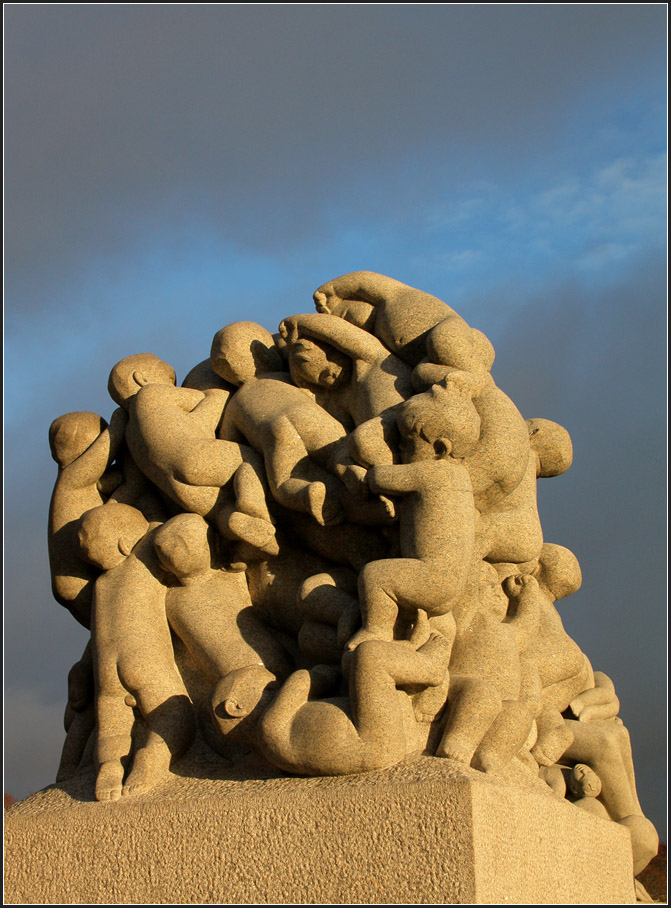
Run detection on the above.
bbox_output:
[48,271,658,881]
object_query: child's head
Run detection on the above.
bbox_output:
[108,354,176,408]
[478,562,509,621]
[569,763,602,799]
[153,513,213,581]
[210,321,284,386]
[527,419,573,477]
[49,411,107,467]
[396,380,481,462]
[426,317,495,373]
[287,336,351,390]
[534,543,582,601]
[77,502,148,570]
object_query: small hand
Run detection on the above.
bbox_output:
[313,290,333,314]
[341,464,369,499]
[503,573,537,598]
[278,317,300,344]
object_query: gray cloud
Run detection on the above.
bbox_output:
[490,250,666,832]
[5,5,666,315]
[4,6,666,834]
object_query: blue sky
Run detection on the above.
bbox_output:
[4,5,667,835]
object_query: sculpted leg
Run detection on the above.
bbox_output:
[299,571,360,648]
[95,682,135,802]
[351,630,451,742]
[121,680,194,798]
[436,676,502,764]
[532,704,575,767]
[349,559,450,649]
[472,700,535,775]
[263,418,344,526]
[223,460,279,558]
[57,643,95,782]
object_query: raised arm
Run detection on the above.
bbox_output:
[313,271,465,366]
[315,271,432,309]
[502,574,541,652]
[367,462,426,496]
[66,407,128,489]
[188,388,231,435]
[281,313,388,365]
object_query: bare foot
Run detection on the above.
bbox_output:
[412,639,450,724]
[435,736,475,764]
[471,747,506,776]
[618,815,659,876]
[313,290,332,314]
[213,665,277,719]
[122,745,169,798]
[306,482,344,527]
[340,464,369,499]
[227,511,279,557]
[95,760,125,802]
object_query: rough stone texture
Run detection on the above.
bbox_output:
[36,270,658,900]
[5,757,635,905]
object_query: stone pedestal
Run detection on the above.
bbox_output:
[4,756,636,904]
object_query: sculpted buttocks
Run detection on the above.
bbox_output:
[109,352,278,561]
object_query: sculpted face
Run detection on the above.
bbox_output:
[49,412,107,467]
[399,431,442,464]
[78,519,127,571]
[570,763,602,799]
[153,514,211,582]
[288,338,348,389]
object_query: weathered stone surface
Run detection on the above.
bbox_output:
[31,271,658,900]
[4,757,635,905]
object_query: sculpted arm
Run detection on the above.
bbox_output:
[66,408,128,489]
[315,271,460,319]
[367,462,424,495]
[188,388,231,435]
[282,313,388,364]
[503,575,541,652]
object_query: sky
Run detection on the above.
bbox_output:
[4,5,667,836]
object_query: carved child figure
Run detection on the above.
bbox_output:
[78,502,194,801]
[560,672,659,876]
[153,513,293,722]
[312,270,489,369]
[278,312,414,428]
[255,611,454,776]
[345,379,480,651]
[436,565,541,775]
[108,353,278,561]
[48,408,128,627]
[524,543,593,767]
[212,321,392,527]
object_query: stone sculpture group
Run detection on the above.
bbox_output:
[49,272,658,879]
